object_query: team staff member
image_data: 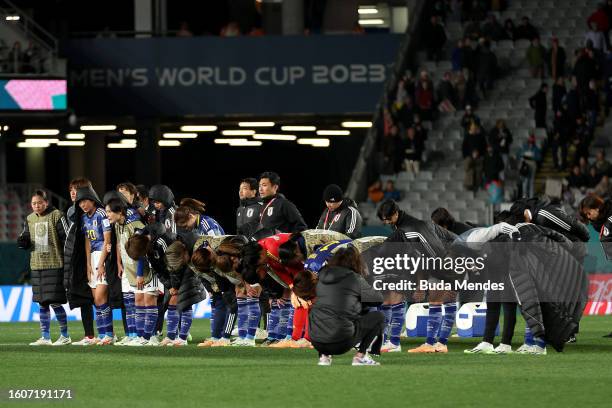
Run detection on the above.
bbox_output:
[258,172,307,233]
[315,184,362,239]
[236,178,262,236]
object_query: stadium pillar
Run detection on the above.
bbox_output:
[84,134,106,193]
[134,0,153,37]
[25,148,45,185]
[282,0,304,35]
[134,123,161,187]
[68,148,85,182]
[322,0,358,33]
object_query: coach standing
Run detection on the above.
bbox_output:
[315,184,362,239]
[236,178,262,236]
[258,171,307,233]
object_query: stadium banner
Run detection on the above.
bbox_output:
[585,274,612,315]
[0,286,211,322]
[62,34,402,116]
[0,78,67,111]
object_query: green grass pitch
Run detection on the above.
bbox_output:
[1,316,611,408]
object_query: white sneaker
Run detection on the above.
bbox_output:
[114,336,131,346]
[210,338,232,347]
[29,337,52,346]
[492,343,513,354]
[256,328,268,340]
[186,332,192,342]
[72,336,97,346]
[52,335,72,346]
[160,337,175,347]
[464,341,494,354]
[529,345,547,355]
[231,337,256,347]
[128,337,148,347]
[145,336,161,347]
[231,327,239,337]
[173,338,188,347]
[318,354,332,366]
[515,344,535,354]
[381,341,402,353]
[97,335,115,345]
[352,353,381,366]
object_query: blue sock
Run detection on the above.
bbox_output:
[525,325,535,346]
[123,292,136,337]
[211,294,227,339]
[267,300,280,341]
[98,303,112,338]
[51,304,69,337]
[284,301,294,340]
[179,308,193,340]
[237,298,248,339]
[135,306,146,338]
[144,306,158,340]
[246,297,261,340]
[534,337,546,349]
[95,304,107,339]
[390,302,406,346]
[437,303,457,345]
[426,304,443,346]
[166,305,179,340]
[381,305,392,343]
[39,305,51,340]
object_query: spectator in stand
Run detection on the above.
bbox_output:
[573,47,598,90]
[482,14,505,41]
[403,126,424,175]
[578,156,590,175]
[548,38,566,80]
[529,83,548,129]
[552,77,567,114]
[594,149,612,176]
[515,16,539,41]
[382,125,401,174]
[368,180,384,204]
[424,15,447,62]
[518,135,542,198]
[221,22,241,36]
[452,39,465,71]
[383,181,401,201]
[502,18,516,41]
[588,3,610,43]
[176,22,193,37]
[566,77,582,119]
[461,104,482,132]
[526,37,546,79]
[585,22,607,52]
[587,166,602,188]
[488,119,513,166]
[463,38,476,75]
[567,165,589,189]
[586,79,600,132]
[412,114,428,144]
[462,122,487,159]
[8,41,22,73]
[415,72,435,120]
[483,145,505,183]
[352,22,365,35]
[437,71,457,112]
[552,109,570,170]
[464,149,484,192]
[573,117,592,164]
[476,40,498,97]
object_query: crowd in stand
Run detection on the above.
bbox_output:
[0,39,47,74]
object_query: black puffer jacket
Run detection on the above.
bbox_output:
[63,186,104,309]
[171,230,206,313]
[315,198,363,239]
[149,185,177,234]
[259,193,307,233]
[100,191,128,308]
[309,266,383,344]
[141,222,174,289]
[504,223,587,351]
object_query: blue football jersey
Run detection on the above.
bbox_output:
[126,206,141,224]
[197,215,225,236]
[82,208,111,252]
[304,239,352,274]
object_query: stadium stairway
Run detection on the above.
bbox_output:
[360,0,602,226]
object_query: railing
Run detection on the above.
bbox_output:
[345,0,427,201]
[0,0,58,54]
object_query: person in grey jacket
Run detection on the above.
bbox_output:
[308,246,384,366]
[315,184,362,239]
